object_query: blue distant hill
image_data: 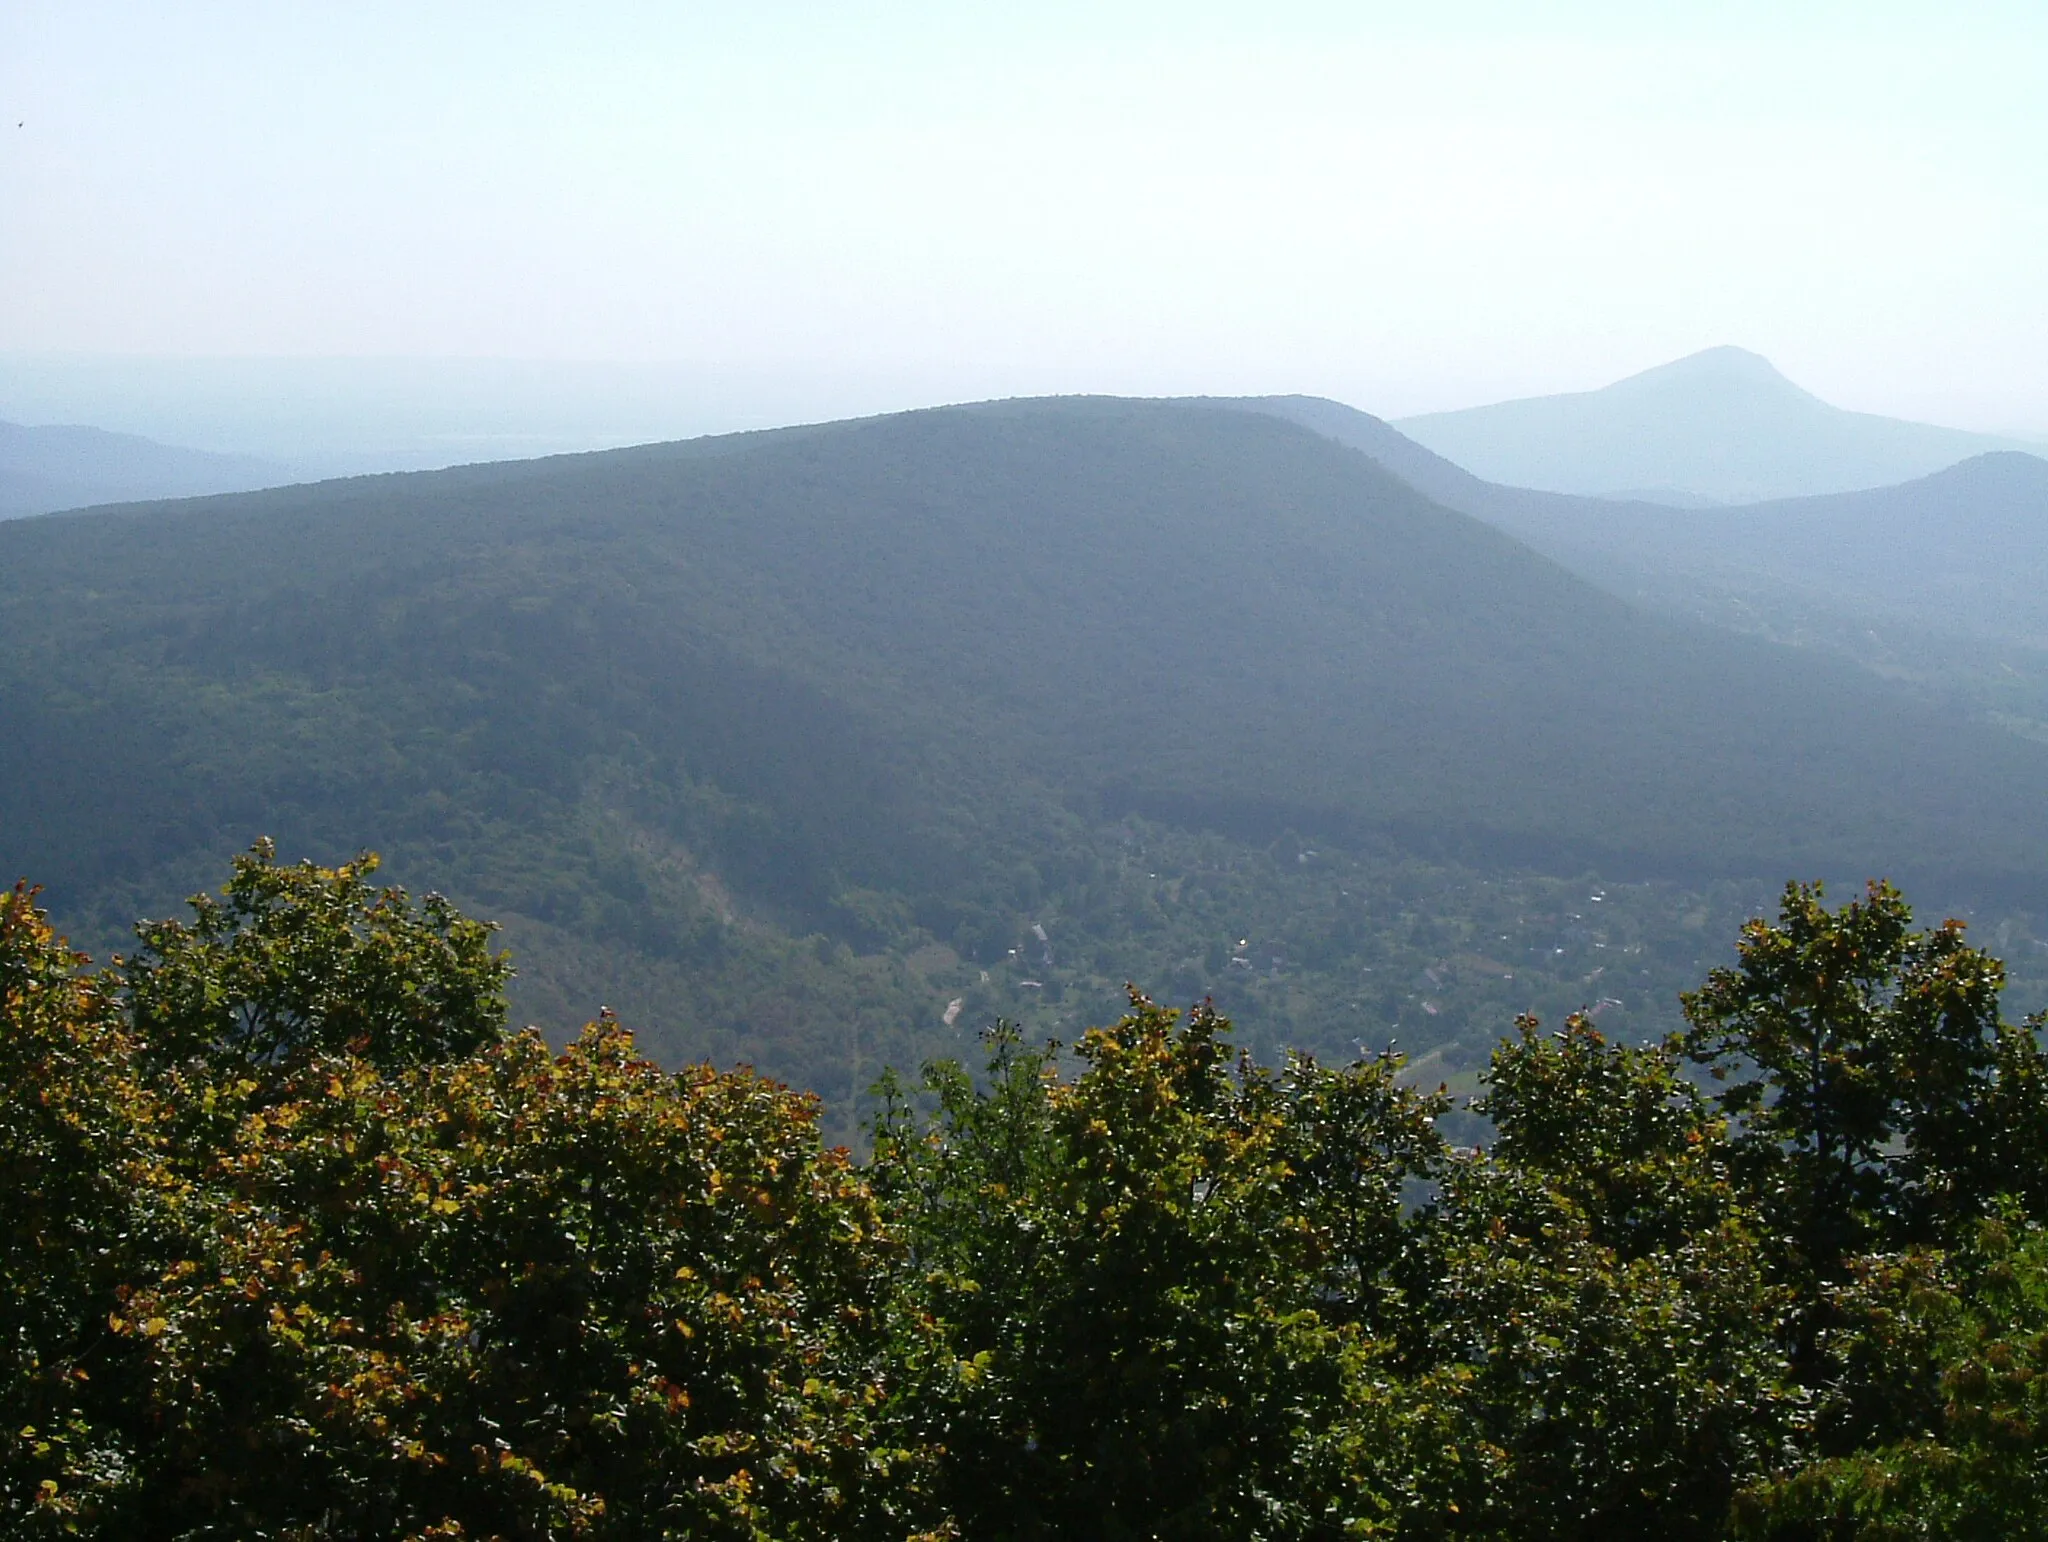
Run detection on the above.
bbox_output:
[0,419,294,517]
[1394,347,2039,504]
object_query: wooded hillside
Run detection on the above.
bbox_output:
[6,400,2048,1120]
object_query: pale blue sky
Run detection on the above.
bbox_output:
[3,1,2045,451]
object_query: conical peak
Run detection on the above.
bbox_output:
[1605,346,1816,402]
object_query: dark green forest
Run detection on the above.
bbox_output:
[11,848,2048,1538]
[6,399,2048,1137]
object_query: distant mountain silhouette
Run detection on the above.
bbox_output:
[1239,393,2048,648]
[0,420,293,517]
[1233,392,2048,762]
[1438,450,2048,649]
[1392,347,2036,504]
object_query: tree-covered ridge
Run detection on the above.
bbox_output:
[10,848,2048,1537]
[9,398,2048,1119]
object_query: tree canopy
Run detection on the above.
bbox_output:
[9,853,2048,1537]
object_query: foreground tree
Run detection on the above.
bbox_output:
[3,847,945,1540]
[870,999,1458,1539]
[0,882,159,1536]
[1406,1017,1795,1540]
[16,850,2048,1539]
[1734,1211,2048,1539]
[1681,881,2048,1281]
[1676,882,2048,1534]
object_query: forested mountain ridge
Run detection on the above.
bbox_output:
[1266,393,2048,645]
[1447,450,2048,648]
[7,396,2048,1121]
[1246,392,2048,737]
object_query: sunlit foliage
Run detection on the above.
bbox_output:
[3,849,943,1539]
[10,855,2048,1537]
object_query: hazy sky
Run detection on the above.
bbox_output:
[4,1,2046,449]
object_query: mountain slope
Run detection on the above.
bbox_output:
[7,397,2048,1109]
[0,419,293,517]
[1391,347,2035,504]
[9,394,2044,878]
[1453,452,2048,647]
[1252,393,2048,632]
